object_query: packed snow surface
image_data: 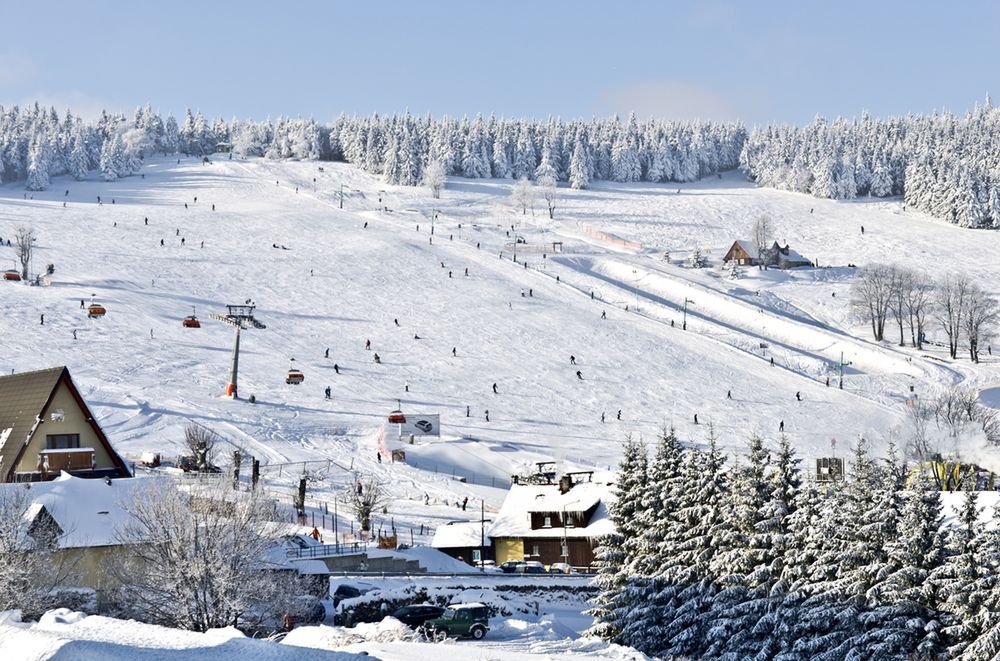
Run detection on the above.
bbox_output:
[1,157,998,535]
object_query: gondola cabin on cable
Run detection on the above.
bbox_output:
[3,270,21,281]
[87,296,106,318]
[182,306,201,328]
[285,358,304,385]
[387,409,406,424]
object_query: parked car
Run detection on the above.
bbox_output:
[392,604,446,628]
[499,560,526,573]
[286,595,326,625]
[332,582,376,607]
[421,603,490,640]
[548,562,575,574]
[522,561,546,574]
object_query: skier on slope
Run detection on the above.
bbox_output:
[576,370,583,380]
[325,386,331,399]
[492,383,498,394]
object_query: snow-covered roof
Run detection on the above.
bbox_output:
[730,240,760,259]
[487,481,616,539]
[431,520,490,548]
[1,472,167,549]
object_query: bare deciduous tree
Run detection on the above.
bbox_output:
[184,424,219,472]
[851,265,895,341]
[15,225,34,280]
[537,173,558,219]
[963,283,999,363]
[903,271,933,349]
[888,267,909,346]
[752,215,774,266]
[935,274,970,359]
[511,178,534,216]
[422,160,446,199]
[0,486,75,614]
[113,479,298,632]
[350,476,388,533]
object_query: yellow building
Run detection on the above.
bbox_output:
[0,366,131,482]
[6,473,169,605]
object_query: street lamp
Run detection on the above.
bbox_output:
[632,269,640,312]
[682,298,694,330]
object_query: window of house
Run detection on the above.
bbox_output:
[45,434,80,450]
[531,544,540,557]
[543,515,552,528]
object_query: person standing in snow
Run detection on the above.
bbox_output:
[485,410,490,422]
[40,314,44,325]
[694,413,699,425]
[373,353,381,364]
[334,364,340,374]
[466,405,470,417]
[601,311,606,319]
[601,412,605,423]
[617,410,622,420]
[576,370,583,380]
[72,330,77,340]
[570,355,576,365]
[377,451,381,463]
[452,347,457,357]
[727,390,732,399]
[325,386,331,399]
[779,420,785,432]
[365,339,371,350]
[405,381,409,392]
[325,348,330,359]
[492,383,498,394]
[796,391,801,401]
[462,497,468,511]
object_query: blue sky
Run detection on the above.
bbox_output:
[0,0,996,125]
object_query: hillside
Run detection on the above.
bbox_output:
[2,156,998,532]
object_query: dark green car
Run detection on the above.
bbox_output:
[421,603,490,640]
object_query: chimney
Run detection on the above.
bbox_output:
[558,474,573,494]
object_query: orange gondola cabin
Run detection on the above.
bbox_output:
[182,307,201,328]
[4,270,21,281]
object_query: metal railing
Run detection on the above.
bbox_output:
[287,541,368,559]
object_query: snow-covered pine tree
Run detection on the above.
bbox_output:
[658,427,729,659]
[569,138,588,190]
[616,427,685,652]
[587,436,648,642]
[25,131,50,191]
[702,434,776,658]
[688,247,707,268]
[931,485,985,658]
[855,470,945,659]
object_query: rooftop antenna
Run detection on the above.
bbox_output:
[210,303,266,398]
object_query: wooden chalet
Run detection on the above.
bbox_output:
[0,367,131,482]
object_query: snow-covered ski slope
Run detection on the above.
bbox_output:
[1,157,998,505]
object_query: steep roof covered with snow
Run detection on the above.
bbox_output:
[488,481,615,539]
[431,520,490,549]
[1,472,167,548]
